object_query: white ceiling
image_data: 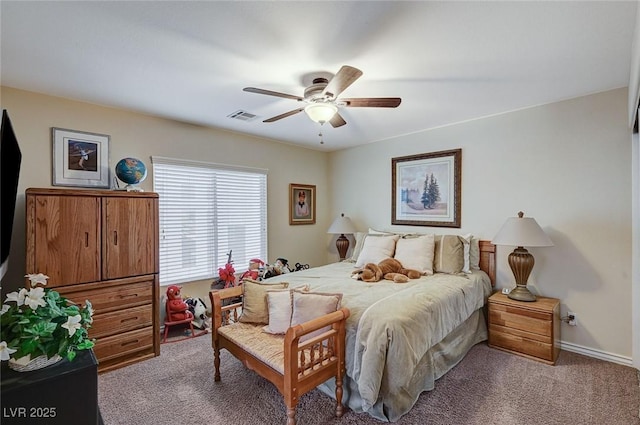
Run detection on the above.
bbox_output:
[1,1,637,152]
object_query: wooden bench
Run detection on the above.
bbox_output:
[209,286,350,425]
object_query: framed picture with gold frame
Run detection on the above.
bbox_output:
[391,149,462,228]
[289,183,316,225]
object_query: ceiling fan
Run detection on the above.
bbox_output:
[243,65,401,128]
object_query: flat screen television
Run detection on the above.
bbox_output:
[0,109,22,282]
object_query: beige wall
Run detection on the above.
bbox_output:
[2,86,633,361]
[328,88,632,359]
[0,87,330,298]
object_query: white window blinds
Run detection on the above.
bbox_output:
[152,156,267,286]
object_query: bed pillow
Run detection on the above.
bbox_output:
[290,291,342,342]
[434,235,465,274]
[347,231,368,263]
[394,234,435,275]
[355,234,400,267]
[469,237,481,270]
[460,234,472,273]
[238,279,289,324]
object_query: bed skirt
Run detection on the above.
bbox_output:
[317,307,488,422]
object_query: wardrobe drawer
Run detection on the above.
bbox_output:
[93,327,153,362]
[90,304,153,339]
[63,280,153,314]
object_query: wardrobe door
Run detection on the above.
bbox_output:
[103,197,156,280]
[27,194,101,287]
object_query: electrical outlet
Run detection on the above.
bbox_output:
[568,311,577,326]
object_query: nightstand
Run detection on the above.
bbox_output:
[488,292,560,365]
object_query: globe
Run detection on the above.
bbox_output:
[115,157,147,191]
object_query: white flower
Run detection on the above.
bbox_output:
[24,287,47,310]
[5,288,28,306]
[61,314,82,336]
[85,300,94,323]
[25,273,49,287]
[0,341,17,361]
[0,305,9,315]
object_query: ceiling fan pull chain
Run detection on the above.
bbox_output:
[318,124,325,144]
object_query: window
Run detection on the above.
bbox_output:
[152,156,267,286]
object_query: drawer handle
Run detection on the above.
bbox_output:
[121,317,139,323]
[118,293,138,299]
[85,232,89,247]
[121,339,140,347]
[113,231,118,246]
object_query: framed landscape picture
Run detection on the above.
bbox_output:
[52,128,110,188]
[391,149,461,228]
[289,183,316,225]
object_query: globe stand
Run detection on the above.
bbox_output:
[123,184,144,192]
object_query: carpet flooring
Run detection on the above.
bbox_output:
[98,334,639,424]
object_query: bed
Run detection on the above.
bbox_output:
[262,238,496,422]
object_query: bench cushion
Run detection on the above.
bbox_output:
[218,322,286,374]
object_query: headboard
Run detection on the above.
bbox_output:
[478,240,496,286]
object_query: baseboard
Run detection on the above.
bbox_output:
[560,340,635,367]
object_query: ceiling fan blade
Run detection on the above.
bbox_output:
[243,87,303,102]
[329,112,347,128]
[341,98,402,108]
[263,107,305,123]
[322,66,363,99]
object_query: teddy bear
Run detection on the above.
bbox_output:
[351,258,422,283]
[166,285,191,321]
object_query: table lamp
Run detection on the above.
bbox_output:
[491,211,553,302]
[328,213,356,261]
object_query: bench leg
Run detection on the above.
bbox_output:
[286,405,296,425]
[214,342,221,382]
[335,375,344,417]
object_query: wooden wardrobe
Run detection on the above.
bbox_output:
[25,188,160,373]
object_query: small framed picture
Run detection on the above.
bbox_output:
[392,149,462,228]
[289,183,316,225]
[52,128,110,188]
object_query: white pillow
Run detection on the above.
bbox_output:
[347,232,368,263]
[394,234,435,275]
[263,289,292,334]
[355,234,400,267]
[460,233,472,274]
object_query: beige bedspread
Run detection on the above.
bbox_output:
[265,262,492,421]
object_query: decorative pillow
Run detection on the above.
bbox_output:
[469,237,481,270]
[368,227,395,235]
[394,234,435,275]
[263,289,293,334]
[238,279,289,324]
[433,235,464,274]
[290,291,342,342]
[355,234,400,267]
[347,232,368,263]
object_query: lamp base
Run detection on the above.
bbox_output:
[336,234,349,261]
[508,284,537,302]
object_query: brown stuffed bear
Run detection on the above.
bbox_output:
[352,258,422,283]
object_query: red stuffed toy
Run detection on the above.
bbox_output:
[166,285,190,321]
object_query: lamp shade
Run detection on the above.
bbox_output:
[328,213,356,235]
[492,211,553,247]
[305,103,338,123]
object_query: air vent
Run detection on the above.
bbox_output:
[227,110,258,122]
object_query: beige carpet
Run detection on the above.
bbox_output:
[98,334,639,424]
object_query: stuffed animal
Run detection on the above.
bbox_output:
[185,297,209,329]
[240,258,264,281]
[166,285,190,321]
[351,258,422,283]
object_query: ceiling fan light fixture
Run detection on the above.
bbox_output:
[304,103,338,123]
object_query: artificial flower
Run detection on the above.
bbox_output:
[61,314,82,336]
[25,273,49,287]
[0,305,9,316]
[24,287,47,310]
[0,341,17,361]
[4,288,27,306]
